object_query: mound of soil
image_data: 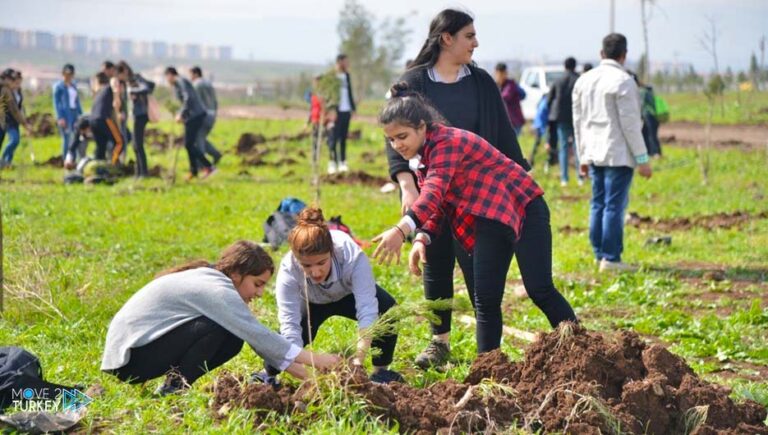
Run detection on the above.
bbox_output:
[236,133,267,155]
[627,211,768,231]
[27,113,56,137]
[321,171,389,187]
[144,128,184,150]
[213,325,767,434]
[36,155,64,167]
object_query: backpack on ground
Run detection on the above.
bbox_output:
[263,198,307,250]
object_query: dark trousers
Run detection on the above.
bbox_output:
[108,316,243,385]
[423,221,476,335]
[472,196,577,352]
[133,114,149,177]
[184,114,212,175]
[266,286,398,375]
[328,110,351,163]
[92,118,122,162]
[642,114,662,156]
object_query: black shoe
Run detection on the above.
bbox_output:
[415,340,450,370]
[154,372,188,397]
[370,369,405,384]
[249,371,281,389]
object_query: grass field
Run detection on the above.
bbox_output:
[1,115,766,432]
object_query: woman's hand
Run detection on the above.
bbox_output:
[372,227,405,265]
[312,352,342,369]
[409,239,428,276]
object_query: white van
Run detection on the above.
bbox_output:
[519,66,566,120]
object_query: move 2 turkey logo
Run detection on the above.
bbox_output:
[10,387,92,412]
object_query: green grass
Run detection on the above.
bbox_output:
[664,90,768,125]
[1,116,766,432]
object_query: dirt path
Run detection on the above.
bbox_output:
[218,105,379,124]
[660,121,768,150]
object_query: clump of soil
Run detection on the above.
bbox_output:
[145,128,183,150]
[236,133,267,155]
[321,171,389,187]
[559,225,586,235]
[213,325,767,434]
[36,155,64,167]
[27,112,56,137]
[360,151,381,164]
[627,210,768,232]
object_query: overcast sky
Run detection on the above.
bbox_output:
[1,0,766,71]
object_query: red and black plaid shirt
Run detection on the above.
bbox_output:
[408,124,544,252]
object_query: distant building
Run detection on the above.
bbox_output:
[20,30,55,50]
[151,41,168,59]
[2,27,233,61]
[0,28,20,48]
[58,34,88,54]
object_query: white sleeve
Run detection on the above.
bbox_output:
[616,79,648,158]
[274,259,307,347]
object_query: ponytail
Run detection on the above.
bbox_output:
[288,207,334,257]
[379,82,445,129]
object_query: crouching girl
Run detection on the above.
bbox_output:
[263,207,403,384]
[372,84,577,354]
[101,241,340,395]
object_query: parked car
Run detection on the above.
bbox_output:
[519,66,566,120]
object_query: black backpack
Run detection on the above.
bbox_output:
[0,347,72,413]
[263,212,297,250]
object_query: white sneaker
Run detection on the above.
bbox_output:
[339,161,349,173]
[560,180,568,187]
[577,178,584,187]
[327,161,337,174]
[599,259,638,273]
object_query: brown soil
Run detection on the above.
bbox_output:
[27,112,56,137]
[212,325,767,434]
[236,133,267,155]
[36,155,64,167]
[559,225,586,235]
[360,151,382,164]
[321,171,389,187]
[218,105,379,124]
[144,128,183,151]
[626,210,768,232]
[659,122,768,151]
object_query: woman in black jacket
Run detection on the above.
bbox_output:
[385,9,575,368]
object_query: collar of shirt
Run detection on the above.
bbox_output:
[408,155,425,172]
[427,64,471,83]
[599,59,626,71]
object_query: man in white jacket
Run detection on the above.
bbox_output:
[572,33,653,272]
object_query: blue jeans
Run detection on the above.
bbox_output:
[557,121,582,182]
[58,109,79,159]
[589,165,634,262]
[0,125,20,165]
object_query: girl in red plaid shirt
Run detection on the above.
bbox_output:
[373,84,577,353]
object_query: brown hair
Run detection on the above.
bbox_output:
[288,207,333,257]
[156,240,274,279]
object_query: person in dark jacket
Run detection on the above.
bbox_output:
[548,57,582,186]
[494,63,525,135]
[327,54,356,174]
[190,66,222,166]
[164,66,215,180]
[126,66,155,177]
[384,9,535,370]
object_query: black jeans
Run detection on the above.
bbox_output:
[133,114,149,176]
[472,196,577,352]
[108,316,243,385]
[642,114,662,156]
[266,286,398,375]
[92,118,120,161]
[184,114,212,176]
[423,221,476,335]
[328,110,351,163]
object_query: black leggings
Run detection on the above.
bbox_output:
[133,114,149,176]
[267,286,397,375]
[473,196,577,352]
[184,114,211,176]
[108,316,243,385]
[328,110,351,163]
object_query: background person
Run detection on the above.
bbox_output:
[52,64,82,163]
[327,54,355,174]
[572,33,653,273]
[548,57,581,186]
[494,62,526,135]
[190,66,222,165]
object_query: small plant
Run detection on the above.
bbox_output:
[682,405,709,435]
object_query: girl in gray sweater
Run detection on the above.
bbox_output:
[261,207,403,384]
[101,241,340,395]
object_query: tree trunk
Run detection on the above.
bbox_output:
[641,0,651,83]
[700,101,713,185]
[1,200,4,313]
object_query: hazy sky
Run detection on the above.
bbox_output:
[1,0,766,71]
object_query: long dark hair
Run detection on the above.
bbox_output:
[379,82,445,129]
[156,241,274,279]
[409,9,474,70]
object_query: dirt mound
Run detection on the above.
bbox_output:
[321,171,389,187]
[35,155,64,167]
[27,113,56,137]
[559,225,586,235]
[144,128,183,151]
[213,325,767,434]
[627,211,768,231]
[236,133,267,155]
